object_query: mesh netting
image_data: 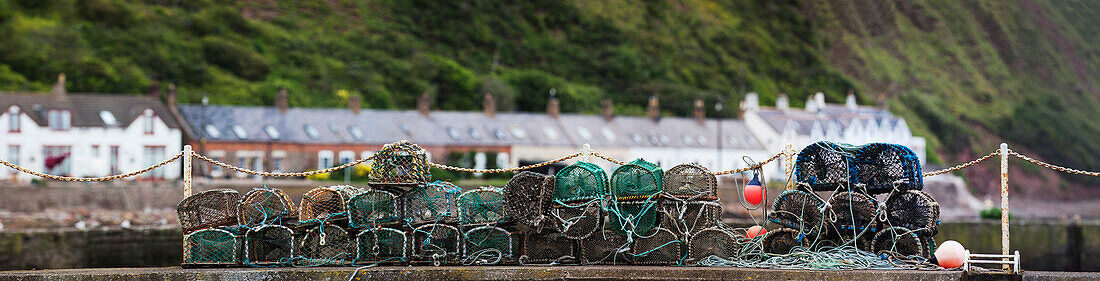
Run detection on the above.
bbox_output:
[661,200,721,237]
[579,229,632,265]
[885,190,940,236]
[178,189,240,233]
[768,189,826,233]
[611,158,663,199]
[522,230,575,264]
[554,162,609,203]
[245,225,294,264]
[854,143,923,193]
[369,140,431,185]
[762,227,806,255]
[238,188,297,228]
[632,227,685,265]
[795,141,858,191]
[347,189,402,228]
[412,223,461,262]
[662,164,718,200]
[299,223,353,261]
[687,228,743,265]
[828,191,879,235]
[504,171,554,231]
[871,226,926,258]
[462,226,515,263]
[404,181,461,225]
[356,227,407,263]
[184,227,242,265]
[551,200,604,239]
[299,185,366,226]
[607,200,660,237]
[827,227,875,252]
[458,187,508,226]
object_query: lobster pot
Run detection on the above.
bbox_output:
[687,228,743,265]
[768,189,826,233]
[462,226,519,263]
[458,187,508,226]
[660,200,721,237]
[356,227,407,263]
[829,191,879,235]
[762,228,807,255]
[607,200,660,237]
[245,225,295,265]
[183,227,242,266]
[554,162,609,203]
[412,223,461,261]
[579,229,632,265]
[299,223,353,261]
[521,230,575,264]
[632,227,685,265]
[611,159,663,200]
[504,171,554,231]
[178,189,240,233]
[662,164,718,200]
[854,143,923,193]
[369,140,430,186]
[828,227,874,252]
[551,201,604,240]
[872,226,932,258]
[299,185,366,226]
[885,190,940,236]
[347,189,403,229]
[238,188,297,228]
[795,141,858,191]
[404,181,461,225]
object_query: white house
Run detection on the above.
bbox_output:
[0,75,183,182]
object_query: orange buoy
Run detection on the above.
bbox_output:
[935,240,966,268]
[747,225,767,238]
[744,175,764,205]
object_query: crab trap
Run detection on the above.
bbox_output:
[298,223,353,263]
[828,191,879,238]
[183,226,244,266]
[795,141,858,191]
[762,227,808,255]
[687,228,743,265]
[238,187,297,228]
[632,227,685,265]
[462,225,520,264]
[356,227,408,264]
[245,225,295,265]
[660,200,721,237]
[607,200,660,237]
[404,181,461,225]
[458,187,508,226]
[884,190,940,236]
[503,171,554,231]
[299,185,365,227]
[611,158,663,200]
[768,189,826,233]
[854,143,923,194]
[553,161,609,204]
[662,163,718,200]
[579,229,632,265]
[347,188,403,228]
[551,200,604,240]
[369,140,431,189]
[178,189,240,233]
[412,223,462,263]
[521,230,576,264]
[872,226,934,258]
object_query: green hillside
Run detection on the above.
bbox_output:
[1,0,1098,189]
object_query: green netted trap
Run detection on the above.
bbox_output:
[347,189,402,228]
[521,230,576,264]
[298,223,353,262]
[458,187,508,226]
[829,191,879,237]
[768,189,826,233]
[871,226,929,258]
[607,200,660,237]
[762,227,806,255]
[854,143,923,194]
[662,163,718,200]
[299,185,366,227]
[632,227,685,265]
[183,227,243,266]
[885,190,940,236]
[404,181,461,225]
[661,200,722,237]
[554,162,609,203]
[178,189,240,233]
[412,223,461,263]
[462,226,518,264]
[369,140,430,186]
[238,188,297,228]
[579,229,632,265]
[245,225,295,265]
[795,141,858,191]
[504,171,554,231]
[551,200,604,239]
[356,227,407,264]
[687,228,743,265]
[611,158,663,200]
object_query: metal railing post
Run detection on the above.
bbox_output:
[183,145,193,199]
[999,143,1010,271]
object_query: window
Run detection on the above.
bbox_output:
[272,157,284,173]
[510,127,527,139]
[47,109,71,130]
[7,145,19,166]
[232,125,248,140]
[348,126,364,140]
[630,133,643,144]
[659,134,670,145]
[236,155,249,178]
[99,111,117,127]
[339,151,355,165]
[264,125,280,140]
[91,145,100,157]
[204,124,221,139]
[468,128,482,140]
[576,127,592,140]
[8,107,19,132]
[109,146,119,174]
[318,150,334,169]
[496,152,509,169]
[601,127,616,141]
[328,122,339,133]
[697,135,708,146]
[144,146,166,179]
[304,125,320,139]
[43,146,72,176]
[542,126,559,140]
[446,127,461,140]
[492,128,508,140]
[727,136,739,146]
[143,110,155,134]
[209,150,225,178]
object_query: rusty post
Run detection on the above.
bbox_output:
[999,143,1009,271]
[183,145,193,199]
[785,144,794,190]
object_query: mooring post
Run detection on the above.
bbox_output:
[784,144,794,189]
[999,143,1009,271]
[1067,215,1082,271]
[183,145,193,199]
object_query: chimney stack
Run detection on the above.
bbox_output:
[349,94,361,115]
[845,90,857,110]
[276,87,288,114]
[483,93,496,118]
[777,93,789,111]
[417,91,431,117]
[741,92,759,112]
[646,95,660,122]
[52,73,67,101]
[878,94,888,110]
[815,92,826,109]
[601,98,614,121]
[547,92,560,119]
[149,80,161,100]
[693,99,705,125]
[166,83,177,109]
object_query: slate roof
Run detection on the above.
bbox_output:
[755,104,900,135]
[0,92,180,128]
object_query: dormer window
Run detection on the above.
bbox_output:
[348,126,364,140]
[143,109,154,134]
[7,107,19,133]
[99,111,117,127]
[204,124,221,139]
[264,125,281,140]
[304,124,320,140]
[47,109,71,131]
[232,125,248,139]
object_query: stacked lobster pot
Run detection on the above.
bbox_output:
[457,186,521,264]
[600,159,663,265]
[296,185,365,265]
[858,143,937,258]
[238,187,298,265]
[503,171,571,265]
[661,163,719,265]
[345,140,434,265]
[404,181,462,264]
[178,189,244,266]
[536,162,609,264]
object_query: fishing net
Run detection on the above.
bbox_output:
[687,228,743,265]
[607,200,660,237]
[404,181,462,225]
[355,227,407,263]
[826,227,874,252]
[299,185,365,227]
[662,164,718,200]
[762,227,807,255]
[611,158,663,199]
[553,162,609,203]
[661,200,722,237]
[462,226,516,264]
[347,189,402,228]
[183,227,242,266]
[885,190,940,236]
[854,143,923,194]
[412,223,461,263]
[178,189,240,233]
[828,191,879,237]
[458,187,508,226]
[632,227,685,265]
[369,140,431,186]
[238,188,297,228]
[768,189,826,233]
[521,230,576,264]
[579,229,632,265]
[795,141,858,191]
[503,171,554,231]
[871,226,927,258]
[245,225,295,265]
[298,223,353,262]
[551,200,604,239]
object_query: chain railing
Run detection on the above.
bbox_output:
[0,151,183,182]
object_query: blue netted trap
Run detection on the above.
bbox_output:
[794,141,858,191]
[854,143,923,194]
[458,187,508,226]
[178,189,240,234]
[356,227,408,264]
[768,189,826,233]
[828,191,879,240]
[404,181,462,225]
[884,190,940,236]
[347,188,403,228]
[238,187,297,228]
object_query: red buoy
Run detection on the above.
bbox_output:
[747,225,767,238]
[744,174,764,205]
